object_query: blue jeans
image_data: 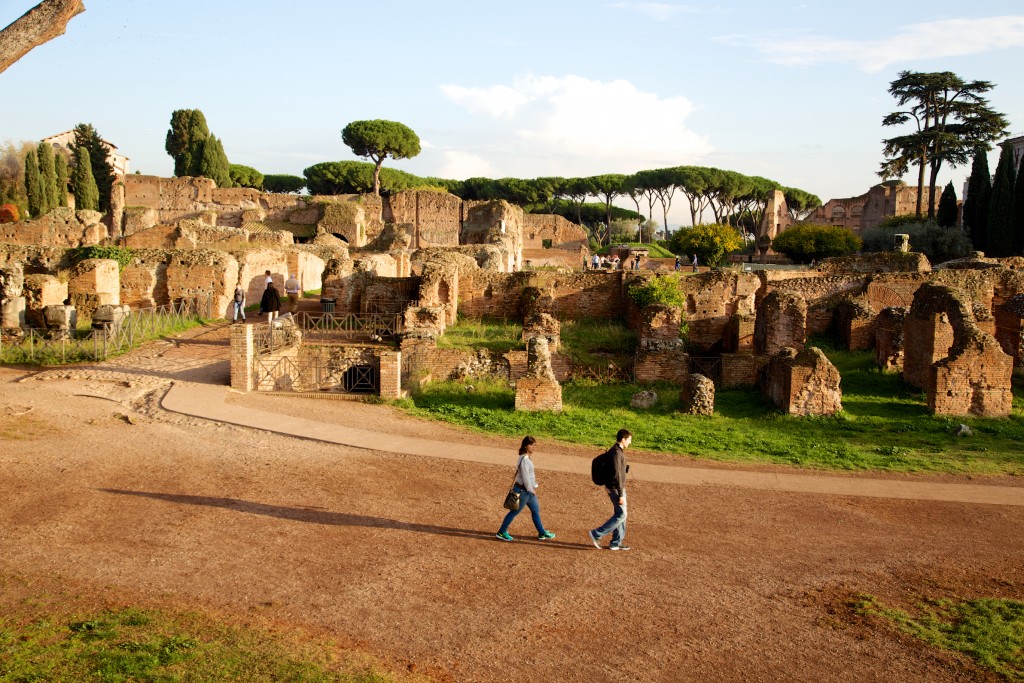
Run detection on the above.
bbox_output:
[498,485,548,535]
[593,489,627,547]
[233,301,245,320]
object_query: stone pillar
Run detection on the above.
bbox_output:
[837,297,875,351]
[69,258,120,321]
[514,336,562,412]
[379,350,402,399]
[875,307,908,371]
[0,264,26,331]
[230,323,254,391]
[680,373,715,415]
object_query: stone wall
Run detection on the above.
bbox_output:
[754,290,807,355]
[522,214,589,249]
[761,347,842,416]
[721,353,770,388]
[0,208,107,248]
[385,191,463,248]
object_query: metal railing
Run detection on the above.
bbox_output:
[298,312,402,344]
[0,295,213,365]
[252,355,379,394]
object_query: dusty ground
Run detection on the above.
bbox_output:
[1,322,1022,682]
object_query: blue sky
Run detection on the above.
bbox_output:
[3,0,1023,228]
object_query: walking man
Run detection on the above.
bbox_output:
[232,283,246,322]
[589,428,632,551]
[284,273,301,313]
[691,254,698,273]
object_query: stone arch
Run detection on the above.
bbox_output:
[903,283,1012,416]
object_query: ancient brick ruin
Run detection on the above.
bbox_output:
[2,173,1023,418]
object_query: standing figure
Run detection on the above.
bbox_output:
[496,436,556,542]
[284,273,301,313]
[674,255,681,271]
[589,429,632,551]
[260,282,281,323]
[232,284,246,322]
[691,254,698,273]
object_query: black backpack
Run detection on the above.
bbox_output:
[591,449,614,486]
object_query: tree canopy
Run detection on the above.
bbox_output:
[986,143,1016,257]
[263,174,306,194]
[964,148,992,251]
[71,146,98,211]
[341,120,421,196]
[229,164,263,189]
[669,223,744,267]
[70,123,115,212]
[936,181,958,228]
[879,70,1008,218]
[165,109,210,177]
[772,223,861,263]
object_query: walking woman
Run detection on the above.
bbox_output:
[260,281,281,323]
[496,436,556,542]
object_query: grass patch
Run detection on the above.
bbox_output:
[858,595,1024,680]
[436,317,524,354]
[396,351,1024,474]
[0,601,403,682]
[558,318,637,376]
[597,242,675,258]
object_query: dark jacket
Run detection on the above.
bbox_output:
[606,443,629,497]
[260,285,281,313]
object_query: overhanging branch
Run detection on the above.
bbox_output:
[0,0,85,75]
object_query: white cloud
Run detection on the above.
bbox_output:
[435,151,494,180]
[440,74,713,177]
[736,15,1024,72]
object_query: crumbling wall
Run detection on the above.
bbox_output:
[515,336,562,412]
[0,208,107,248]
[165,249,239,319]
[761,347,842,416]
[68,258,120,319]
[903,283,1013,416]
[680,271,760,351]
[385,191,463,248]
[754,290,807,355]
[22,274,66,327]
[875,306,908,371]
[634,304,689,383]
[522,214,588,249]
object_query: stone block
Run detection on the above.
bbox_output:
[514,377,563,412]
[755,290,807,355]
[630,390,658,409]
[680,374,715,415]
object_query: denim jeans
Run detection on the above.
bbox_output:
[233,301,245,320]
[593,489,627,547]
[498,484,548,535]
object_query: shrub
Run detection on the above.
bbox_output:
[69,245,134,272]
[627,272,686,309]
[861,220,973,264]
[0,203,18,223]
[772,223,861,263]
[669,223,743,266]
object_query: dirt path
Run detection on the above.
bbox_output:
[1,323,1021,681]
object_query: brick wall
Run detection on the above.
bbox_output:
[514,377,562,412]
[721,353,770,388]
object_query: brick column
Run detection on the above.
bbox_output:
[230,323,254,391]
[379,350,402,399]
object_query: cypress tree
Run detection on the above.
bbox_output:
[198,135,232,188]
[1013,155,1024,256]
[986,143,1016,258]
[963,149,992,252]
[165,109,210,177]
[24,150,44,218]
[37,142,58,213]
[70,124,115,213]
[936,181,958,228]
[73,147,99,211]
[54,153,69,207]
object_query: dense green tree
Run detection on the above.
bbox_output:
[263,174,306,193]
[1014,156,1024,256]
[963,149,992,251]
[303,160,427,195]
[23,149,44,217]
[772,223,861,263]
[986,143,1016,257]
[669,223,744,267]
[36,141,57,212]
[228,164,263,189]
[588,174,627,245]
[72,146,99,211]
[936,181,958,228]
[53,152,68,207]
[674,166,714,227]
[783,187,823,221]
[341,119,421,195]
[70,123,115,212]
[165,109,210,177]
[198,136,232,188]
[879,71,1008,218]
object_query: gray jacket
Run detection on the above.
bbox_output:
[514,455,537,494]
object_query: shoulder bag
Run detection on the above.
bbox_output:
[502,455,525,511]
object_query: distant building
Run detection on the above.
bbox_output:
[41,130,130,176]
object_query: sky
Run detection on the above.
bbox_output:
[3,0,1023,229]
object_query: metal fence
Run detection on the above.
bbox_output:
[0,295,213,365]
[252,355,380,394]
[297,312,402,344]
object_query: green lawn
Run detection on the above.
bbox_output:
[597,242,676,258]
[858,596,1024,680]
[395,350,1024,475]
[0,600,403,683]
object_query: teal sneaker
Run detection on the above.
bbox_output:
[496,531,514,542]
[538,531,556,540]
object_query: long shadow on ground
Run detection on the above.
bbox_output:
[99,489,589,550]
